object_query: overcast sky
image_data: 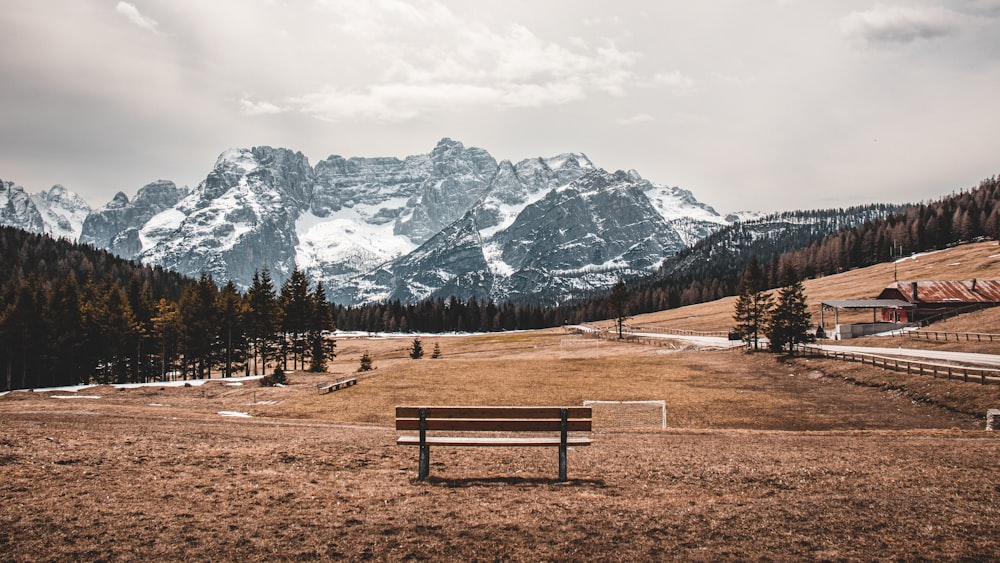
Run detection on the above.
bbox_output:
[1,1,998,214]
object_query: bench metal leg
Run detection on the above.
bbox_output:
[418,407,429,481]
[419,445,430,481]
[559,408,568,482]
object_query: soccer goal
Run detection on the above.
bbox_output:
[559,338,602,359]
[582,400,666,430]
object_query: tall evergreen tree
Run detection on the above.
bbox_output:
[179,274,219,379]
[247,269,280,375]
[217,281,246,378]
[280,268,311,370]
[732,255,773,350]
[151,298,181,381]
[308,281,334,372]
[44,273,88,387]
[765,264,814,355]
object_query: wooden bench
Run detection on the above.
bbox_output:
[317,377,357,394]
[395,406,592,482]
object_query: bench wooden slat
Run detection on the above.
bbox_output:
[396,405,592,482]
[396,418,592,432]
[397,436,592,447]
[395,406,591,419]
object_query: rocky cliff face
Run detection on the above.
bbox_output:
[1,180,91,240]
[3,139,733,304]
[80,180,187,258]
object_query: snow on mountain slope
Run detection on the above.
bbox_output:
[295,210,416,287]
[1,181,91,240]
[31,185,91,240]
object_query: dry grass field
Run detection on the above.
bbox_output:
[3,242,1000,561]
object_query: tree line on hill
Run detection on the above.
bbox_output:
[0,226,334,391]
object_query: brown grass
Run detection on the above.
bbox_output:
[3,330,1000,561]
[3,242,1000,561]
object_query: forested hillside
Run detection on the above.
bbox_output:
[548,175,999,324]
[0,227,333,391]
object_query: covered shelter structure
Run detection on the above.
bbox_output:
[819,299,916,340]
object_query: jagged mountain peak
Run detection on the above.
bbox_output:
[107,191,131,208]
[8,138,733,303]
[0,180,91,241]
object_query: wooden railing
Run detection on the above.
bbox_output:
[899,330,1000,343]
[801,345,1000,385]
[625,325,730,338]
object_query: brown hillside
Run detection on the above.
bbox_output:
[619,240,1000,332]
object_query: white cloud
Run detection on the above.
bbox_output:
[652,70,696,95]
[616,113,653,126]
[115,2,160,34]
[250,0,638,122]
[239,97,284,116]
[841,4,964,44]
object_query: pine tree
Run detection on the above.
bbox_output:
[308,281,334,372]
[217,281,246,378]
[409,337,424,359]
[358,351,374,372]
[178,274,219,379]
[431,342,441,359]
[280,268,311,370]
[765,264,814,355]
[247,269,280,375]
[732,255,772,350]
[151,298,181,381]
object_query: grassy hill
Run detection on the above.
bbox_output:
[619,240,1000,333]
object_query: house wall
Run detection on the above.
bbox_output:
[834,322,908,340]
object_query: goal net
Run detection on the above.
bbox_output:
[559,338,602,359]
[583,400,666,430]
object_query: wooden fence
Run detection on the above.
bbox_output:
[625,325,730,338]
[801,345,1000,385]
[566,326,707,349]
[899,330,1000,343]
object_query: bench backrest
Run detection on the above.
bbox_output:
[395,406,592,432]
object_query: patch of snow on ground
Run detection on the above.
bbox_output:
[52,395,102,399]
[895,249,946,263]
[218,411,251,418]
[6,375,264,394]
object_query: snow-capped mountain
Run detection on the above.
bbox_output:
[2,139,735,304]
[80,180,188,259]
[1,180,91,240]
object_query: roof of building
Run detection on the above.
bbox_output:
[821,299,915,310]
[878,280,1000,304]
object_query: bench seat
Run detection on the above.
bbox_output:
[395,405,592,481]
[397,435,592,447]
